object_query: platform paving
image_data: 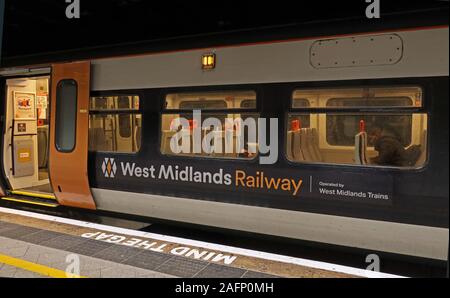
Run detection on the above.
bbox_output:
[0,221,280,278]
[0,236,175,278]
[0,210,357,278]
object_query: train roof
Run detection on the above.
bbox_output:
[1,2,449,68]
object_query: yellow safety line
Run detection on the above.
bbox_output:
[1,197,58,208]
[0,253,86,278]
[10,190,57,201]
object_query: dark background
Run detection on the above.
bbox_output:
[1,0,449,63]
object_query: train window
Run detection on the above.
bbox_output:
[90,95,139,111]
[287,87,427,168]
[165,91,256,110]
[161,90,259,159]
[292,87,422,108]
[326,114,412,147]
[89,95,142,153]
[55,80,77,152]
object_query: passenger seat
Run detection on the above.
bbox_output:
[210,130,224,157]
[37,125,49,168]
[300,128,315,162]
[89,127,109,152]
[292,130,305,162]
[354,121,368,165]
[286,131,294,161]
[223,130,236,158]
[416,129,427,166]
[309,128,323,162]
[135,126,142,151]
[161,130,178,154]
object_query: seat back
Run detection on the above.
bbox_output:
[135,126,142,151]
[161,130,178,154]
[286,131,294,161]
[416,129,427,166]
[292,130,305,162]
[354,132,368,165]
[37,125,49,168]
[209,130,224,157]
[300,128,315,162]
[222,131,237,158]
[310,128,322,162]
[89,127,109,152]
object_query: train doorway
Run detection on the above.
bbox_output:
[2,76,54,196]
[1,61,96,209]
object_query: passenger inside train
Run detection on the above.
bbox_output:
[368,122,422,167]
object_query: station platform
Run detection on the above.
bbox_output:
[0,207,401,278]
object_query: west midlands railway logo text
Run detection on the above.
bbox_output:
[100,159,304,197]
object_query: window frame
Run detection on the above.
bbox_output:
[286,84,429,170]
[88,93,142,154]
[160,88,260,161]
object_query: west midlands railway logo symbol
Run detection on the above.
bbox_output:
[102,158,117,178]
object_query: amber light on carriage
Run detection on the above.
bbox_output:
[202,53,216,70]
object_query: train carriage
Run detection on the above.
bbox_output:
[0,14,448,262]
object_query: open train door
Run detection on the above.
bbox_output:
[49,61,96,210]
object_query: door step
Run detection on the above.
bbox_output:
[1,195,59,208]
[9,190,57,201]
